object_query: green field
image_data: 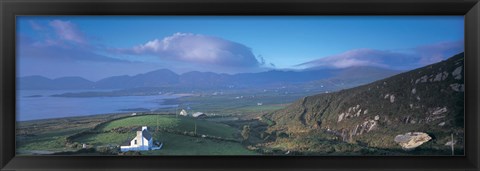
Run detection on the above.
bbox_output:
[16,127,88,154]
[71,115,257,155]
[159,92,298,117]
[97,115,238,139]
[143,132,257,155]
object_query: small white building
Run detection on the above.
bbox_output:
[120,126,162,152]
[179,109,188,116]
[192,112,207,118]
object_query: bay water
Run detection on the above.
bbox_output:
[16,90,179,121]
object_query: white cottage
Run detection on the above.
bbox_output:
[192,112,207,118]
[120,126,162,152]
[179,109,188,116]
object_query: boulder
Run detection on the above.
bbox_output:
[338,113,345,122]
[394,132,432,150]
[390,95,395,103]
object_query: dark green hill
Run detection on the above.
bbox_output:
[263,53,465,155]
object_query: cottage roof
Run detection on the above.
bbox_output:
[142,129,152,140]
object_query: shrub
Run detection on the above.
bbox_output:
[120,151,141,155]
[96,146,119,154]
[277,132,289,138]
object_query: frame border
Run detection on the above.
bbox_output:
[1,0,479,170]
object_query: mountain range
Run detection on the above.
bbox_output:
[18,66,401,90]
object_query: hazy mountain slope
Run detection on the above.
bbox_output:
[18,76,95,90]
[299,66,402,92]
[95,69,179,89]
[179,71,230,88]
[17,76,53,90]
[95,75,131,89]
[129,69,179,87]
[333,66,401,81]
[264,53,465,153]
[53,77,95,89]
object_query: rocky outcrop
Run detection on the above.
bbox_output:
[416,70,450,84]
[425,107,448,123]
[433,72,449,82]
[452,66,462,80]
[415,75,428,84]
[384,93,395,103]
[394,132,432,150]
[264,53,464,153]
[337,104,365,123]
[450,83,464,92]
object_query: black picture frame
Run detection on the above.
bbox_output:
[1,0,479,170]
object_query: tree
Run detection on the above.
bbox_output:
[241,125,251,141]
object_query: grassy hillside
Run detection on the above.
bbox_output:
[17,114,257,155]
[263,53,465,155]
[16,113,133,154]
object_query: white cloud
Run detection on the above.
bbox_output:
[49,20,85,44]
[121,33,261,68]
[297,40,463,70]
[414,40,464,65]
[297,48,397,69]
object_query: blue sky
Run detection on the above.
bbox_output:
[17,16,464,81]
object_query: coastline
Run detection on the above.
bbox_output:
[17,91,194,122]
[17,111,176,124]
